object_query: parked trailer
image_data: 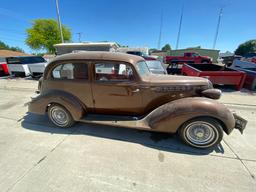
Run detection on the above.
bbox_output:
[181,64,246,90]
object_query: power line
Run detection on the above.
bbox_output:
[76,32,82,42]
[213,8,223,49]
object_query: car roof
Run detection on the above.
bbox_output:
[50,51,145,65]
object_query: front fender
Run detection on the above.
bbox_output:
[144,97,235,134]
[28,90,85,121]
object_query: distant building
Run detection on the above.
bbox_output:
[219,51,234,57]
[169,47,220,63]
[54,42,119,55]
[0,50,30,57]
[0,50,31,63]
[150,50,168,57]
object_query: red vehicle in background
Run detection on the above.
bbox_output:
[165,52,212,64]
[0,58,9,76]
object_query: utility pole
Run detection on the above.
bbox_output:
[213,8,223,49]
[157,10,163,50]
[175,5,184,50]
[77,32,82,42]
[55,0,64,43]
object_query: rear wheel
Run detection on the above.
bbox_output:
[178,117,223,148]
[48,104,75,128]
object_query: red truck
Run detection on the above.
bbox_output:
[165,52,212,64]
[181,64,246,90]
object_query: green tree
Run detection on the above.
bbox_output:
[161,44,171,52]
[26,19,72,53]
[0,40,24,52]
[235,39,256,56]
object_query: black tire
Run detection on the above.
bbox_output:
[12,72,17,77]
[48,104,75,128]
[178,117,223,149]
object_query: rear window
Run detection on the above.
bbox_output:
[52,63,88,80]
[7,57,46,64]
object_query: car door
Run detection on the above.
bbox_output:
[44,61,94,112]
[91,61,143,115]
[192,53,200,63]
[184,53,192,62]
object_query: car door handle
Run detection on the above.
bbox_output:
[131,88,140,93]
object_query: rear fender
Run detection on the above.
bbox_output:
[28,90,85,121]
[144,97,235,134]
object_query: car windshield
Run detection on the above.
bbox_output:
[136,61,151,76]
[146,60,165,70]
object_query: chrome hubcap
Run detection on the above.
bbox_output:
[50,106,68,126]
[185,121,217,146]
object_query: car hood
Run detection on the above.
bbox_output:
[141,74,211,87]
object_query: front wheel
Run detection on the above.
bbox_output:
[178,117,223,148]
[48,104,75,128]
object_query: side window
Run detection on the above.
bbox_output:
[52,63,88,80]
[185,53,191,57]
[95,63,134,81]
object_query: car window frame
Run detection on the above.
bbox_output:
[91,60,139,83]
[47,60,91,82]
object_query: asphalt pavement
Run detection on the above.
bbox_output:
[0,79,255,192]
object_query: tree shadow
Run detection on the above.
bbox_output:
[21,113,225,156]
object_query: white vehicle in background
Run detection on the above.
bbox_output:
[6,56,47,77]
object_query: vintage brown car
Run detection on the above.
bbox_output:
[28,51,247,148]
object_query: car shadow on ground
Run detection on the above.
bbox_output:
[21,113,225,156]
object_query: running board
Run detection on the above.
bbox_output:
[78,114,150,130]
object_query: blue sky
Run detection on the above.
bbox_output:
[0,0,255,53]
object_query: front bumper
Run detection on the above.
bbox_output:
[233,113,247,134]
